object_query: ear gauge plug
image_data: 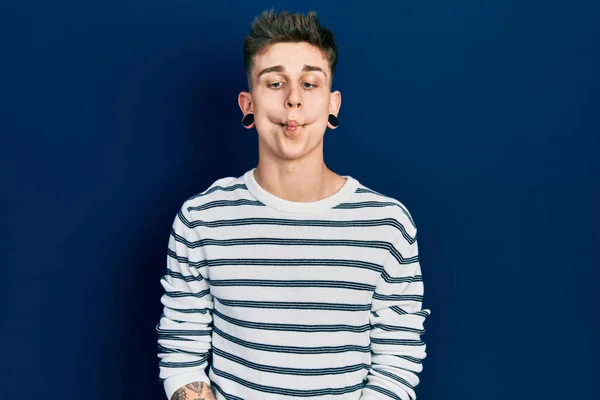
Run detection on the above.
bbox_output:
[328,114,338,128]
[242,113,255,128]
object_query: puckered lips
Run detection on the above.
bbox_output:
[281,119,302,137]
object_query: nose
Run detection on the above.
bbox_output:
[285,84,302,109]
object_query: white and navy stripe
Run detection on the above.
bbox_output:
[157,168,430,400]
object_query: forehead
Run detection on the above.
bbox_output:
[253,42,330,74]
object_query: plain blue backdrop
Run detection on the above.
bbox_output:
[1,0,598,399]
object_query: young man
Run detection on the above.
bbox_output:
[157,9,430,400]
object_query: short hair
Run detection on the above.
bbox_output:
[243,9,338,90]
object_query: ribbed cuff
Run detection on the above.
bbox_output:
[163,370,210,400]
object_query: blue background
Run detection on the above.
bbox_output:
[1,0,598,399]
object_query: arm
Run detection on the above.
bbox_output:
[171,382,216,400]
[157,203,215,400]
[360,229,431,400]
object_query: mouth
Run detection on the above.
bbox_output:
[280,120,302,135]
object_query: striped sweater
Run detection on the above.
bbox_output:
[157,168,431,400]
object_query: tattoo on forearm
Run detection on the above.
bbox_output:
[186,382,206,394]
[172,388,187,400]
[172,382,215,400]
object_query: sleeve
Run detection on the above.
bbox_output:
[156,202,214,400]
[360,227,431,400]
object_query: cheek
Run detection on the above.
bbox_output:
[253,95,281,120]
[305,96,331,121]
[253,109,282,131]
[309,90,331,108]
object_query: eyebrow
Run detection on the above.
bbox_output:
[257,64,327,78]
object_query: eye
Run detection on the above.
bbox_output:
[302,82,317,89]
[268,82,283,89]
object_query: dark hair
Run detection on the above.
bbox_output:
[243,9,338,90]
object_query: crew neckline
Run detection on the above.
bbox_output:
[243,168,359,214]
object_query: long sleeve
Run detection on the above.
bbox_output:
[156,202,214,400]
[360,229,431,400]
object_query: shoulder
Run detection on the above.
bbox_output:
[353,179,418,238]
[181,174,246,213]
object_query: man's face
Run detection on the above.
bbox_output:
[242,41,340,161]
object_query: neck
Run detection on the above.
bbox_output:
[253,159,345,203]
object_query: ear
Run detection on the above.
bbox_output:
[328,90,341,129]
[238,91,253,115]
